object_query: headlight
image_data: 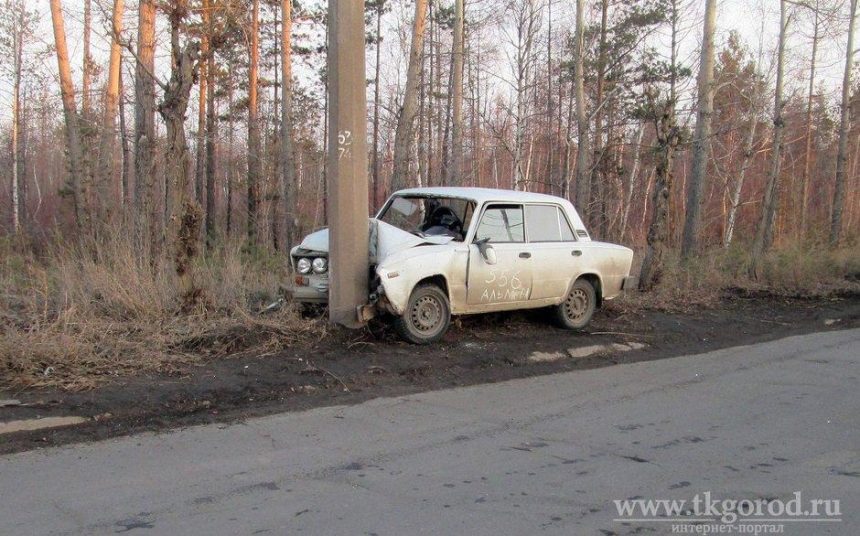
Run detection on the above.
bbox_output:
[296,258,312,274]
[312,257,328,274]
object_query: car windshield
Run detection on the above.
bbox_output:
[378,196,475,241]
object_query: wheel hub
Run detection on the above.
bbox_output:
[411,296,442,332]
[564,288,588,320]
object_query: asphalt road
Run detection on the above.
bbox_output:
[2,329,858,535]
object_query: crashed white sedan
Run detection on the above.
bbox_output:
[290,187,635,344]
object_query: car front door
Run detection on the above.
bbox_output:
[525,204,581,301]
[466,204,534,310]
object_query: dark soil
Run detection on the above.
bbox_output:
[2,291,859,455]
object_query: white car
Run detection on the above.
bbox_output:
[290,187,635,344]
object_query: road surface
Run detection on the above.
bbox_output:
[1,329,858,535]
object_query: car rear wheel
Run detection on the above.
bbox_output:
[393,284,451,345]
[554,278,596,330]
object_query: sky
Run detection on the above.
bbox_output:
[0,0,853,127]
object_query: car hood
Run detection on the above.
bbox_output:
[293,219,455,263]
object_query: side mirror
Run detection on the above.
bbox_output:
[475,238,497,265]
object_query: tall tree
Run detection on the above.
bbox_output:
[390,0,428,193]
[247,0,262,246]
[195,0,210,207]
[1,1,36,232]
[639,0,683,290]
[799,0,821,236]
[204,0,217,248]
[96,0,125,224]
[572,0,590,214]
[681,0,717,258]
[49,0,88,232]
[134,0,158,260]
[160,1,202,278]
[82,0,93,120]
[280,0,298,250]
[830,0,858,244]
[751,0,789,274]
[445,0,465,185]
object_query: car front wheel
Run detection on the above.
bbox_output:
[554,278,596,330]
[393,283,451,344]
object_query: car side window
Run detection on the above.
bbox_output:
[475,204,525,243]
[525,204,577,242]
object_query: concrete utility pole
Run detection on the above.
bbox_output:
[327,0,370,328]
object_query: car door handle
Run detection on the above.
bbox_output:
[572,250,582,257]
[519,252,531,259]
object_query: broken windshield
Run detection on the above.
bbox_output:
[378,196,475,242]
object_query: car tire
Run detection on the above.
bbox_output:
[393,284,451,345]
[554,278,596,330]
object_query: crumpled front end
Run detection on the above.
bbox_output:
[289,219,454,308]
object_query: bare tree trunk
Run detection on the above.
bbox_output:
[573,0,589,216]
[446,0,465,185]
[681,0,717,258]
[119,64,131,212]
[50,0,88,232]
[724,110,759,247]
[205,0,217,248]
[830,0,858,245]
[280,0,298,251]
[391,0,428,192]
[247,0,262,246]
[195,0,209,208]
[226,63,235,237]
[512,0,539,191]
[619,123,645,242]
[83,0,92,120]
[135,0,158,260]
[589,0,608,234]
[751,0,788,274]
[96,0,125,224]
[799,1,820,238]
[11,4,23,233]
[372,0,384,205]
[639,0,680,291]
[160,2,201,279]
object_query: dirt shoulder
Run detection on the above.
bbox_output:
[2,291,859,455]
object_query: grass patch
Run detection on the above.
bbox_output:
[0,235,324,391]
[619,241,860,312]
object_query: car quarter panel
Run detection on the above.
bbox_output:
[574,242,634,300]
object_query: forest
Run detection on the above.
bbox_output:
[1,0,859,389]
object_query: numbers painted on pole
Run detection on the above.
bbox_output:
[338,130,353,160]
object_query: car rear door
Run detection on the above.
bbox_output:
[525,204,581,301]
[466,203,534,309]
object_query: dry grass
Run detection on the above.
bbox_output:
[2,232,858,392]
[0,234,324,391]
[619,241,860,312]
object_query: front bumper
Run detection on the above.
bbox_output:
[287,274,330,303]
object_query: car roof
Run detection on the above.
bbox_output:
[393,187,568,205]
